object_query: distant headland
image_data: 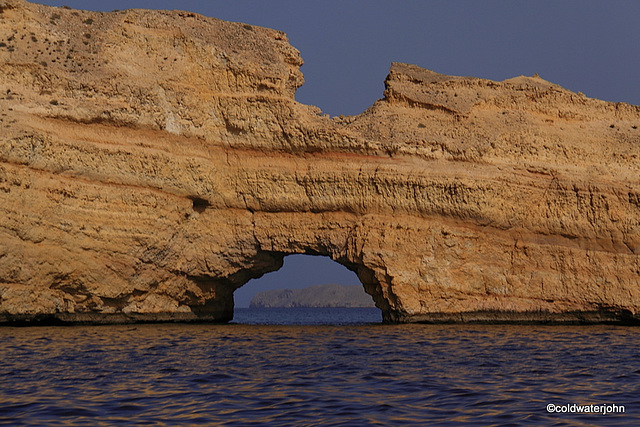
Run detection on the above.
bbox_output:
[249,284,376,308]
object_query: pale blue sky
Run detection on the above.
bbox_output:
[35,1,640,306]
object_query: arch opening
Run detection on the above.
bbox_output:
[232,254,382,325]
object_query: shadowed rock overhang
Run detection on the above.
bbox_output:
[1,0,640,325]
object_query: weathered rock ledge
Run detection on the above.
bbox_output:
[1,1,639,324]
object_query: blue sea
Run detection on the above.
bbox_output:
[1,307,638,425]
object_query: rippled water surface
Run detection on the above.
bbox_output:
[1,308,639,425]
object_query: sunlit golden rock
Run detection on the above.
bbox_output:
[1,1,640,324]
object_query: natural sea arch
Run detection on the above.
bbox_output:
[233,254,369,308]
[228,250,387,323]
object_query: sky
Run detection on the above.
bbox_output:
[35,1,640,306]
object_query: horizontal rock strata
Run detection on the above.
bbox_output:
[1,0,639,324]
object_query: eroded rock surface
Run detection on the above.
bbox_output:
[1,0,639,324]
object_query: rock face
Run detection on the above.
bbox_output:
[1,0,640,324]
[250,284,376,308]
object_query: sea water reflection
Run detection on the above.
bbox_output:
[1,309,638,425]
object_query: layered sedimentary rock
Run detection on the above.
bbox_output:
[1,0,639,324]
[250,284,376,308]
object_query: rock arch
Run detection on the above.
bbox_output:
[212,214,398,323]
[1,1,640,324]
[232,253,378,311]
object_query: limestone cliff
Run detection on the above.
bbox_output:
[1,0,639,324]
[250,284,376,308]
